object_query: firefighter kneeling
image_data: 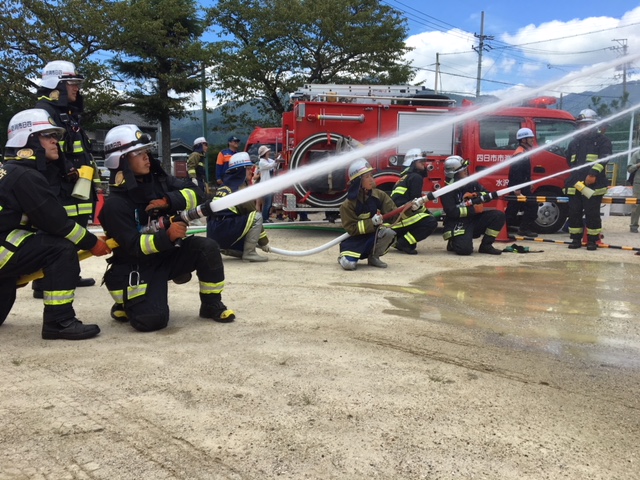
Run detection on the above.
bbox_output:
[0,109,110,340]
[338,159,397,270]
[440,156,505,256]
[99,125,235,332]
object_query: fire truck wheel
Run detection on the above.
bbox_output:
[533,188,568,234]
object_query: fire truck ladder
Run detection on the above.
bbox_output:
[294,84,456,105]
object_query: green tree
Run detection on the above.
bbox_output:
[207,0,413,129]
[109,0,213,171]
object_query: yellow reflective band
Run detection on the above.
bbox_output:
[127,283,147,300]
[586,154,599,162]
[43,290,75,306]
[460,206,469,218]
[592,163,604,173]
[72,140,85,154]
[64,223,87,245]
[357,220,367,235]
[342,250,360,259]
[200,280,224,295]
[187,168,197,175]
[139,234,159,255]
[405,232,416,244]
[64,204,79,216]
[0,229,35,269]
[109,289,124,304]
[179,187,198,209]
[391,186,407,196]
[485,228,500,238]
[77,203,93,215]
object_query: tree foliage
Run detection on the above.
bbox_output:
[108,0,213,170]
[206,0,413,128]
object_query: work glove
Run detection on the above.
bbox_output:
[145,197,170,212]
[191,178,199,186]
[411,197,425,211]
[167,222,187,242]
[260,244,271,253]
[473,204,484,214]
[585,175,597,186]
[371,213,384,226]
[90,237,112,257]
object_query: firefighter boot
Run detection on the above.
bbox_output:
[338,256,357,271]
[568,234,582,249]
[478,236,502,255]
[586,234,599,251]
[110,303,128,322]
[242,217,268,262]
[42,318,100,340]
[199,298,236,323]
[220,249,243,258]
[368,227,396,268]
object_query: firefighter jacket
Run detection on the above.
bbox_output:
[36,88,100,215]
[98,172,201,266]
[508,144,532,189]
[187,151,206,180]
[390,166,429,217]
[0,160,98,269]
[340,187,396,237]
[440,179,490,238]
[565,129,612,195]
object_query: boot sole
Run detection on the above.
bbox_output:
[42,327,100,340]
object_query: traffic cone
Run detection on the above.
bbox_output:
[495,198,510,243]
[91,192,105,226]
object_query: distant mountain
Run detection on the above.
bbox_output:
[556,80,640,117]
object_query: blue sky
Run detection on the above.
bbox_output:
[384,1,640,98]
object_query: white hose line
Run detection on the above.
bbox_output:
[269,232,350,257]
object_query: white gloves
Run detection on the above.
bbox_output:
[371,213,383,226]
[411,197,425,211]
[260,244,271,253]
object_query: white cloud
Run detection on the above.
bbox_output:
[404,7,640,99]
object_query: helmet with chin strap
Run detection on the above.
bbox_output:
[41,60,85,90]
[516,128,534,140]
[6,109,65,149]
[228,151,253,170]
[104,125,156,170]
[348,158,373,182]
[444,155,469,179]
[576,109,598,124]
[402,148,426,167]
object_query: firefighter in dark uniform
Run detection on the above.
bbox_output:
[389,148,438,254]
[98,124,235,331]
[187,136,209,193]
[440,156,505,255]
[34,60,100,293]
[506,128,539,237]
[564,109,612,250]
[206,152,270,263]
[0,109,110,339]
[338,159,397,270]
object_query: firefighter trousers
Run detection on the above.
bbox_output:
[392,213,438,249]
[567,193,603,238]
[446,209,505,256]
[104,236,225,332]
[0,234,80,326]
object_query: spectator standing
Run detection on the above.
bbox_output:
[258,145,277,223]
[627,149,640,233]
[215,135,241,186]
[187,136,209,194]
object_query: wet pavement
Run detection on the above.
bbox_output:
[346,261,640,369]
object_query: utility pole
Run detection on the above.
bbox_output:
[612,39,628,107]
[473,11,493,99]
[435,53,440,94]
[201,64,209,181]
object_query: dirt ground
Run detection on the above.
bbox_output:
[1,212,639,480]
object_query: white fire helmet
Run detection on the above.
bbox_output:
[228,151,253,170]
[576,109,598,124]
[41,60,85,90]
[444,155,469,179]
[516,128,534,140]
[104,125,156,169]
[402,148,426,167]
[193,136,207,146]
[348,158,373,182]
[6,109,65,148]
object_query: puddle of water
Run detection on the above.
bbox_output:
[336,261,640,368]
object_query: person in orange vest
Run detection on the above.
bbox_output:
[215,135,241,186]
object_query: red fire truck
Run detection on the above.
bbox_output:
[258,84,578,233]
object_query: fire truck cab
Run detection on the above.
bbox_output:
[271,84,577,233]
